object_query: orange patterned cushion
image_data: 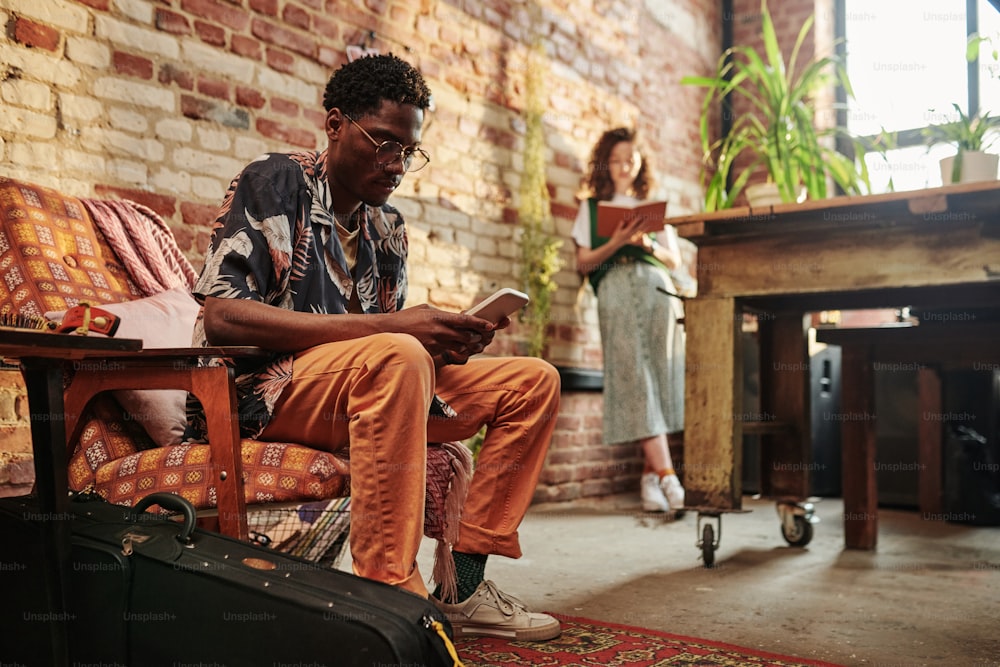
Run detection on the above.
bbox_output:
[90,440,350,509]
[0,177,138,319]
[68,392,155,491]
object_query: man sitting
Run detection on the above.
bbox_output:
[190,53,561,641]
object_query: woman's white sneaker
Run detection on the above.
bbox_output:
[660,473,685,510]
[640,472,670,512]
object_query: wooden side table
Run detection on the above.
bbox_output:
[2,329,143,667]
[1,330,264,665]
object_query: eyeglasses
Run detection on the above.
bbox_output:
[344,114,430,173]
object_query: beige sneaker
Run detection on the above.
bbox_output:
[640,472,670,512]
[432,580,561,641]
[660,473,685,509]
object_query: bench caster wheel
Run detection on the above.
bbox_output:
[700,523,716,566]
[777,500,818,547]
[781,514,814,546]
[696,513,721,567]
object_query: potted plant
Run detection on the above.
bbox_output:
[923,105,1000,184]
[925,105,1000,184]
[681,0,874,210]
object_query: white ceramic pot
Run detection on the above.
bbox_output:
[939,151,999,184]
[745,182,783,207]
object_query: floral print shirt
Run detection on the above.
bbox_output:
[190,150,409,438]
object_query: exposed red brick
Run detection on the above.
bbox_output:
[298,0,322,9]
[303,108,326,130]
[553,150,578,171]
[94,186,177,219]
[501,206,518,224]
[73,0,110,11]
[252,18,315,58]
[312,14,338,40]
[550,201,577,221]
[194,20,227,46]
[230,34,261,60]
[271,97,299,118]
[480,124,516,151]
[155,8,192,35]
[159,63,195,90]
[193,229,214,255]
[113,51,154,79]
[181,94,214,119]
[281,3,311,30]
[180,201,220,230]
[248,0,278,17]
[235,86,266,110]
[256,118,317,149]
[266,47,295,74]
[13,17,60,52]
[365,0,389,16]
[180,0,249,31]
[179,95,249,130]
[197,76,230,101]
[168,224,195,254]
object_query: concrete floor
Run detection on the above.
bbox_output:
[413,494,1000,667]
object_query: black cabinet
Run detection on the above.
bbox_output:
[941,369,1000,525]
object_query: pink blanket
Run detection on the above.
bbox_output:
[82,198,197,296]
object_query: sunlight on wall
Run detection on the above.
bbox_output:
[844,0,1000,192]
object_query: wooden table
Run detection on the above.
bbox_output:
[669,181,1000,551]
[1,329,143,667]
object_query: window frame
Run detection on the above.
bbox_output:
[835,0,996,190]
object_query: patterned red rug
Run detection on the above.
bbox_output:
[454,614,842,667]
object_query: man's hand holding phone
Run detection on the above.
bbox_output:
[464,288,530,325]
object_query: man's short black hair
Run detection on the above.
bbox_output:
[323,53,432,118]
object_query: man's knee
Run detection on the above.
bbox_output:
[366,332,434,378]
[527,357,561,392]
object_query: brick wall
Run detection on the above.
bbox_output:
[0,365,33,497]
[0,0,812,503]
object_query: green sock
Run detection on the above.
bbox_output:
[434,551,487,602]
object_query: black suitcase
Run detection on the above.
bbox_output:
[0,491,460,667]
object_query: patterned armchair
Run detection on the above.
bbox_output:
[0,177,470,568]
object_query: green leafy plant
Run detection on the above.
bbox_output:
[681,0,874,210]
[922,30,1000,183]
[924,103,1000,149]
[517,40,563,358]
[967,31,999,65]
[923,105,1000,184]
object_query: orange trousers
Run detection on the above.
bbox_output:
[259,332,561,596]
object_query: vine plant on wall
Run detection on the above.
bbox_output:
[517,40,564,358]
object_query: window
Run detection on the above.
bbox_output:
[840,0,1000,192]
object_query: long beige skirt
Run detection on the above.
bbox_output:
[597,261,685,445]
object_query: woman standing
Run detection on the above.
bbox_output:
[571,127,686,513]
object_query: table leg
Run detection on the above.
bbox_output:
[757,311,811,500]
[917,368,943,515]
[839,346,879,549]
[683,297,743,509]
[21,361,72,667]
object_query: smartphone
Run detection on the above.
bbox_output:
[464,288,530,324]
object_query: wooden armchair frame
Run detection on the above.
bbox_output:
[62,346,267,540]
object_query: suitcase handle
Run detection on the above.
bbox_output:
[133,492,197,544]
